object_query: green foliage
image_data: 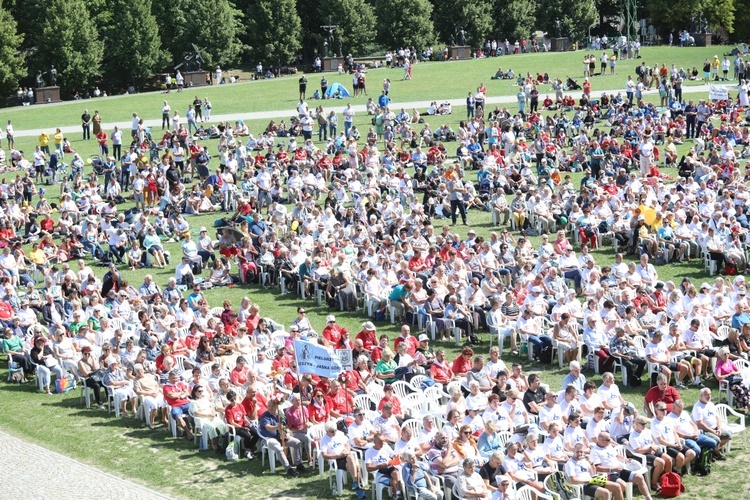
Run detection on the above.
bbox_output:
[0,9,25,96]
[36,0,104,94]
[647,0,734,36]
[317,0,377,55]
[374,0,435,49]
[535,0,597,41]
[101,0,167,88]
[153,0,242,68]
[493,0,537,42]
[432,0,495,47]
[2,0,45,51]
[245,0,303,65]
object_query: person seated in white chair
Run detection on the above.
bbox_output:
[456,457,492,500]
[565,441,621,500]
[589,431,653,500]
[321,421,367,498]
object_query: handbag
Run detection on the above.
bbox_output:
[88,369,105,383]
[44,356,59,368]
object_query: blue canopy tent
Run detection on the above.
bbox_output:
[324,82,351,99]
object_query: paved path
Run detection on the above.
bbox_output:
[9,83,716,139]
[0,429,170,500]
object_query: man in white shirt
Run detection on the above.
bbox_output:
[589,431,651,500]
[565,442,620,499]
[691,388,730,459]
[668,398,719,463]
[539,392,564,431]
[349,409,375,451]
[320,422,366,495]
[597,372,626,413]
[364,433,402,495]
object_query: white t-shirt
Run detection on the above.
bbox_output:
[590,444,620,469]
[628,428,655,450]
[320,430,349,456]
[565,458,593,482]
[650,417,678,446]
[539,404,563,428]
[365,443,395,469]
[597,384,623,412]
[691,400,719,430]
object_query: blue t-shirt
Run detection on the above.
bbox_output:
[389,285,408,302]
[259,411,279,439]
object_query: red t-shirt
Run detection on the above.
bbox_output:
[451,356,472,375]
[393,335,419,356]
[322,324,347,345]
[230,365,249,386]
[310,401,329,423]
[644,386,681,413]
[272,354,291,372]
[377,395,402,415]
[326,390,353,415]
[163,381,189,407]
[225,402,248,427]
[371,346,384,363]
[356,330,377,351]
[430,363,453,383]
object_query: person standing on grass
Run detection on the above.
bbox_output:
[96,127,109,157]
[161,100,171,129]
[81,109,91,140]
[299,73,308,100]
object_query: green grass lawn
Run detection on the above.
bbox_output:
[0,46,747,498]
[0,45,729,132]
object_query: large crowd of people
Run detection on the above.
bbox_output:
[2,48,750,499]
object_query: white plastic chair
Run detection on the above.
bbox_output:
[517,486,552,500]
[391,381,412,399]
[716,403,746,452]
[307,424,326,475]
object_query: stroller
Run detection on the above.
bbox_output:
[88,155,105,175]
[565,77,581,90]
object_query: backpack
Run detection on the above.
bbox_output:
[546,471,578,500]
[659,471,685,498]
[695,448,713,476]
[537,344,553,364]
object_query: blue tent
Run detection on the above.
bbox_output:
[325,82,351,99]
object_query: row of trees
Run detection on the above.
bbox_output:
[0,0,742,98]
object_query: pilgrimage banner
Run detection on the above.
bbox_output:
[294,339,344,378]
[709,85,728,101]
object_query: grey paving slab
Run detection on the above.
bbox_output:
[0,429,170,500]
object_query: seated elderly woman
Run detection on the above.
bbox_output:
[102,357,137,417]
[465,381,489,412]
[133,363,168,428]
[477,420,505,461]
[456,457,491,500]
[402,449,444,500]
[453,424,483,465]
[375,348,397,384]
[30,335,66,395]
[715,346,750,410]
[446,384,467,418]
[189,385,228,451]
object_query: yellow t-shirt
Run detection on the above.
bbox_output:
[39,133,49,146]
[54,132,63,145]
